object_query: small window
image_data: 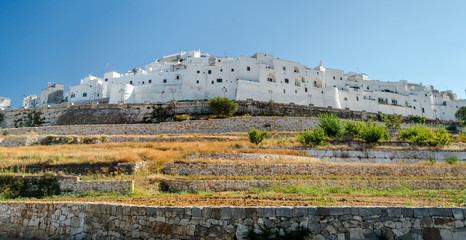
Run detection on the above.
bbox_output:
[231,68,234,72]
[283,66,286,70]
[247,66,250,71]
[163,79,167,83]
[220,69,223,72]
[217,78,223,83]
[149,80,152,83]
[197,70,200,74]
[413,106,416,109]
[90,85,92,87]
[196,80,199,84]
[317,72,319,74]
[285,78,289,84]
[176,75,180,80]
[340,77,342,80]
[356,96,359,101]
[142,81,145,84]
[218,59,221,62]
[208,70,212,74]
[305,87,308,92]
[344,97,348,101]
[267,78,274,82]
[97,94,100,97]
[333,76,336,80]
[211,81,214,84]
[71,94,75,98]
[283,89,286,93]
[367,86,369,90]
[425,94,427,96]
[295,90,297,93]
[83,93,87,97]
[422,108,425,113]
[105,78,108,82]
[130,81,133,85]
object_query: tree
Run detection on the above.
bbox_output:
[207,97,238,117]
[455,106,466,126]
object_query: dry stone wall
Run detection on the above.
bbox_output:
[0,202,465,239]
[160,179,466,192]
[59,176,133,195]
[163,163,466,177]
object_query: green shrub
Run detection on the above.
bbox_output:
[317,114,344,138]
[360,121,389,145]
[297,129,326,146]
[207,97,238,117]
[399,125,452,147]
[376,112,385,122]
[0,175,60,199]
[384,114,402,129]
[446,125,458,131]
[446,154,458,165]
[458,132,466,143]
[248,127,268,145]
[2,130,8,136]
[428,128,452,147]
[344,120,366,138]
[427,155,436,164]
[455,106,466,126]
[411,115,426,124]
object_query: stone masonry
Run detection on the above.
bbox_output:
[0,202,465,239]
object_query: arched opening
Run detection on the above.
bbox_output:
[313,77,322,88]
[267,73,276,82]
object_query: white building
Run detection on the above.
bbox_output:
[62,50,465,121]
[0,97,11,110]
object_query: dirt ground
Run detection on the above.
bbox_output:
[32,192,457,207]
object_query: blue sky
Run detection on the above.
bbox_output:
[1,0,465,107]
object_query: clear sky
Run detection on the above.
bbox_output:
[1,0,465,108]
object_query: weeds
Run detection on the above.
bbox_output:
[446,154,458,165]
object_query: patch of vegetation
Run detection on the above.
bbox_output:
[458,132,466,143]
[427,155,436,164]
[384,114,402,129]
[317,114,344,138]
[360,121,390,145]
[344,120,365,139]
[13,110,46,128]
[0,112,4,124]
[297,129,326,146]
[411,115,426,124]
[207,97,238,117]
[455,106,466,126]
[0,174,60,199]
[446,124,458,131]
[446,154,458,165]
[248,127,268,145]
[2,130,8,136]
[399,125,452,147]
[174,114,191,121]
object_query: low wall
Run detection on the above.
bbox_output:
[163,163,466,177]
[299,148,466,163]
[160,179,466,192]
[5,161,147,175]
[0,202,465,239]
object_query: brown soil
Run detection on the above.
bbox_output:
[31,193,457,207]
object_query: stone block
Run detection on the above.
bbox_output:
[245,208,257,218]
[192,207,202,217]
[316,207,330,216]
[221,207,233,219]
[293,207,308,217]
[430,208,452,217]
[276,208,292,217]
[232,208,246,219]
[401,208,414,217]
[387,207,401,217]
[413,208,429,217]
[452,208,464,220]
[329,207,345,216]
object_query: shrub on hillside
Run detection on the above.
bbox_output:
[411,115,426,124]
[458,132,466,143]
[446,124,458,131]
[317,114,344,138]
[174,114,190,121]
[429,128,452,147]
[455,106,466,126]
[248,127,268,145]
[398,125,452,147]
[207,97,238,117]
[360,120,389,145]
[344,120,366,138]
[384,114,402,129]
[297,129,326,146]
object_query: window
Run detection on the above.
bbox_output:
[105,78,108,82]
[314,81,317,84]
[333,76,336,80]
[317,72,319,74]
[295,90,297,93]
[197,70,200,74]
[294,67,299,73]
[83,93,87,97]
[283,66,286,70]
[231,68,234,72]
[130,81,133,85]
[305,87,308,92]
[340,77,342,80]
[267,78,274,82]
[367,86,369,90]
[196,80,199,84]
[90,85,92,87]
[211,81,214,84]
[301,77,305,83]
[283,89,286,93]
[217,78,223,83]
[356,96,359,101]
[71,94,75,98]
[413,106,416,109]
[163,79,167,83]
[422,108,425,113]
[285,78,289,84]
[247,66,250,71]
[149,80,152,83]
[344,97,348,101]
[208,70,212,74]
[142,81,145,84]
[218,59,221,62]
[220,69,223,72]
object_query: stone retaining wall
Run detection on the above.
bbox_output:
[4,162,147,175]
[163,163,466,177]
[59,176,133,195]
[0,202,465,239]
[160,179,466,192]
[299,148,466,163]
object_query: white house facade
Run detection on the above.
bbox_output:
[0,97,10,110]
[61,50,465,121]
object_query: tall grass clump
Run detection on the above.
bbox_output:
[446,154,458,165]
[359,120,389,145]
[297,129,326,146]
[317,114,344,138]
[458,132,466,143]
[248,127,268,145]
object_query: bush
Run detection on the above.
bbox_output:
[174,114,190,121]
[446,124,458,131]
[455,106,466,126]
[2,130,8,136]
[248,127,268,145]
[458,132,466,143]
[411,115,426,124]
[360,120,389,145]
[317,114,344,138]
[297,129,326,146]
[207,97,238,117]
[384,114,402,129]
[344,120,366,138]
[399,125,452,147]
